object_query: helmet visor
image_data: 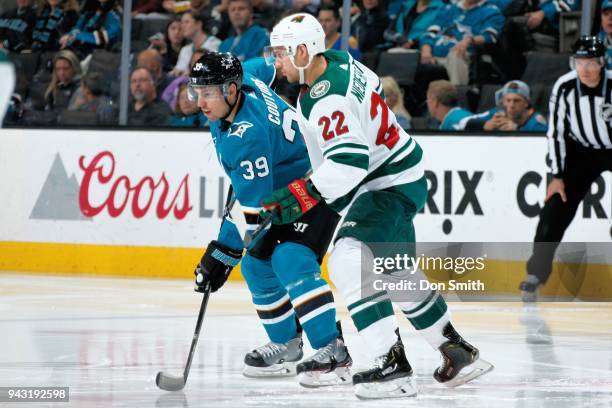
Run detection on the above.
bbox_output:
[187,84,224,102]
[570,56,604,70]
[263,45,291,66]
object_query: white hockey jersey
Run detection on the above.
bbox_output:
[297,50,425,214]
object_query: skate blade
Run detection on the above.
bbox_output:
[442,358,494,388]
[299,366,352,388]
[242,361,298,378]
[355,375,418,400]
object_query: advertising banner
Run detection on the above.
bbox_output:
[1,130,609,285]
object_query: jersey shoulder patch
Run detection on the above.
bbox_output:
[228,121,253,138]
[309,80,331,99]
[535,113,546,125]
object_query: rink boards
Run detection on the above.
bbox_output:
[0,129,610,298]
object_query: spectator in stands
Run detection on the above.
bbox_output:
[60,0,121,59]
[218,0,269,61]
[137,48,175,100]
[285,0,332,15]
[162,0,218,17]
[129,66,172,126]
[150,18,187,72]
[598,0,612,69]
[163,0,224,37]
[318,5,360,59]
[163,50,206,111]
[131,0,163,17]
[352,0,389,53]
[383,0,443,50]
[171,11,221,76]
[67,72,116,124]
[419,0,504,85]
[191,0,221,17]
[518,0,578,32]
[426,79,472,130]
[251,0,280,30]
[44,49,81,111]
[0,0,36,52]
[381,76,411,129]
[170,83,209,126]
[502,0,580,78]
[163,0,194,14]
[31,0,79,52]
[459,80,547,132]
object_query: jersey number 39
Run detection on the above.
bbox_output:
[240,157,269,180]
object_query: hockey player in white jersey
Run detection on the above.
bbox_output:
[261,13,493,399]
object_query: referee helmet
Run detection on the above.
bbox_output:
[570,36,605,70]
[573,36,605,59]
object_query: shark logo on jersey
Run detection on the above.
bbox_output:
[600,103,612,124]
[228,121,253,138]
[310,80,330,99]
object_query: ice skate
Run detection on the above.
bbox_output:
[519,274,542,302]
[353,339,417,399]
[242,333,303,378]
[296,337,352,387]
[433,323,493,387]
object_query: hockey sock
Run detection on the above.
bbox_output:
[272,242,339,349]
[329,237,399,357]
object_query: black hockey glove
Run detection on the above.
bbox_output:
[194,240,243,293]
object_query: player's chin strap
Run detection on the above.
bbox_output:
[289,55,315,85]
[221,82,240,121]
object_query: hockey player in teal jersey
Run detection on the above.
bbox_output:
[189,51,352,387]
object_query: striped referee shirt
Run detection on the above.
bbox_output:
[548,69,612,177]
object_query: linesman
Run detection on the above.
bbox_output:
[521,36,612,301]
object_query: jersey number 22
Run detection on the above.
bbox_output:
[317,93,399,149]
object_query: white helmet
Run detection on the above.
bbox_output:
[266,13,326,84]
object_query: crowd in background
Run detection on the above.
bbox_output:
[0,0,610,130]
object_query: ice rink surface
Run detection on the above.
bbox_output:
[1,273,611,408]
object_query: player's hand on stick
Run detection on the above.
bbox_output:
[260,178,321,225]
[194,240,243,293]
[545,177,567,203]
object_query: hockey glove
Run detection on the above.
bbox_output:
[260,179,321,225]
[194,240,243,293]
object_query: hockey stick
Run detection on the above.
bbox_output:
[243,212,273,248]
[156,285,211,391]
[156,186,238,391]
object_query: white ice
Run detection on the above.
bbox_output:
[1,274,611,408]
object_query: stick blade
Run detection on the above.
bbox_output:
[156,371,186,391]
